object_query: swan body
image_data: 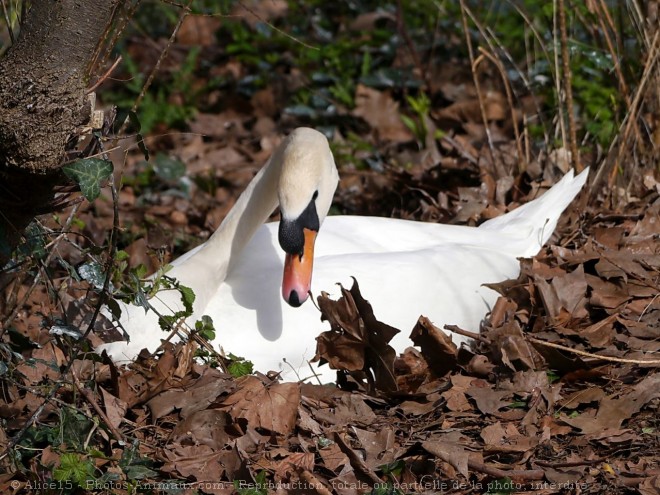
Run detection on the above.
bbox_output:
[99,128,588,383]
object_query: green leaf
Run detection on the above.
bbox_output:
[115,250,130,261]
[53,453,94,485]
[234,470,269,495]
[20,222,47,260]
[154,153,186,181]
[195,315,216,341]
[178,284,196,314]
[317,436,333,448]
[77,261,108,291]
[105,297,123,320]
[227,354,254,378]
[134,263,149,279]
[60,409,95,451]
[368,484,402,495]
[63,158,113,201]
[486,477,515,495]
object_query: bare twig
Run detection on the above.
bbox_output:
[92,0,139,75]
[237,0,318,51]
[467,459,545,481]
[557,0,581,171]
[459,0,496,167]
[551,0,568,155]
[424,441,545,481]
[527,336,660,365]
[595,0,631,105]
[1,203,83,331]
[590,29,660,195]
[395,0,429,90]
[86,56,123,94]
[444,324,489,344]
[0,0,14,45]
[478,47,526,172]
[132,0,193,114]
[70,366,125,443]
[535,458,604,468]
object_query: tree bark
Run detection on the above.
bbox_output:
[0,0,120,264]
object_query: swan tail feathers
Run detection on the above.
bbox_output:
[479,168,589,256]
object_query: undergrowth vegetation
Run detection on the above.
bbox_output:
[0,0,658,494]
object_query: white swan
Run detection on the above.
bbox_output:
[99,128,588,383]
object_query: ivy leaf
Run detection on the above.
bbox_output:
[154,153,185,181]
[195,315,216,341]
[178,284,196,314]
[227,354,254,378]
[53,453,94,485]
[77,261,111,291]
[63,158,113,201]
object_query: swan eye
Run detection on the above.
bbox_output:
[312,190,318,201]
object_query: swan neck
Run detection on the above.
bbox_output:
[204,154,281,273]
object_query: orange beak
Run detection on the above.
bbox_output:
[282,228,317,307]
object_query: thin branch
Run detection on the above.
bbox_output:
[70,365,125,443]
[0,0,14,44]
[557,0,580,171]
[237,0,318,51]
[86,56,123,94]
[93,0,139,76]
[459,0,496,167]
[478,47,526,173]
[527,336,660,365]
[395,0,429,90]
[444,324,489,344]
[590,29,660,195]
[132,0,193,114]
[552,0,568,157]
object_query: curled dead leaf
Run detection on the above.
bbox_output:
[314,278,400,392]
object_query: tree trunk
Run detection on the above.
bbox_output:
[0,0,120,264]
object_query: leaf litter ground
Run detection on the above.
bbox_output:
[1,8,660,495]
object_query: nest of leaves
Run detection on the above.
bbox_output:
[1,149,658,494]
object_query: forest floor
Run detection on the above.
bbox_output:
[1,2,659,494]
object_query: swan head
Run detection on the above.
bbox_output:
[276,128,339,307]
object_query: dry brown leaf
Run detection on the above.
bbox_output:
[466,385,510,415]
[232,0,288,28]
[317,441,350,472]
[422,431,470,479]
[177,15,221,46]
[170,409,235,450]
[315,279,400,391]
[146,366,234,420]
[352,84,413,142]
[410,316,458,377]
[274,452,315,481]
[353,426,397,468]
[16,342,65,384]
[561,373,660,434]
[100,387,127,430]
[349,11,396,31]
[160,443,238,484]
[220,376,300,435]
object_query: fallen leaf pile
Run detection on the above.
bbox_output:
[1,3,659,493]
[2,196,658,494]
